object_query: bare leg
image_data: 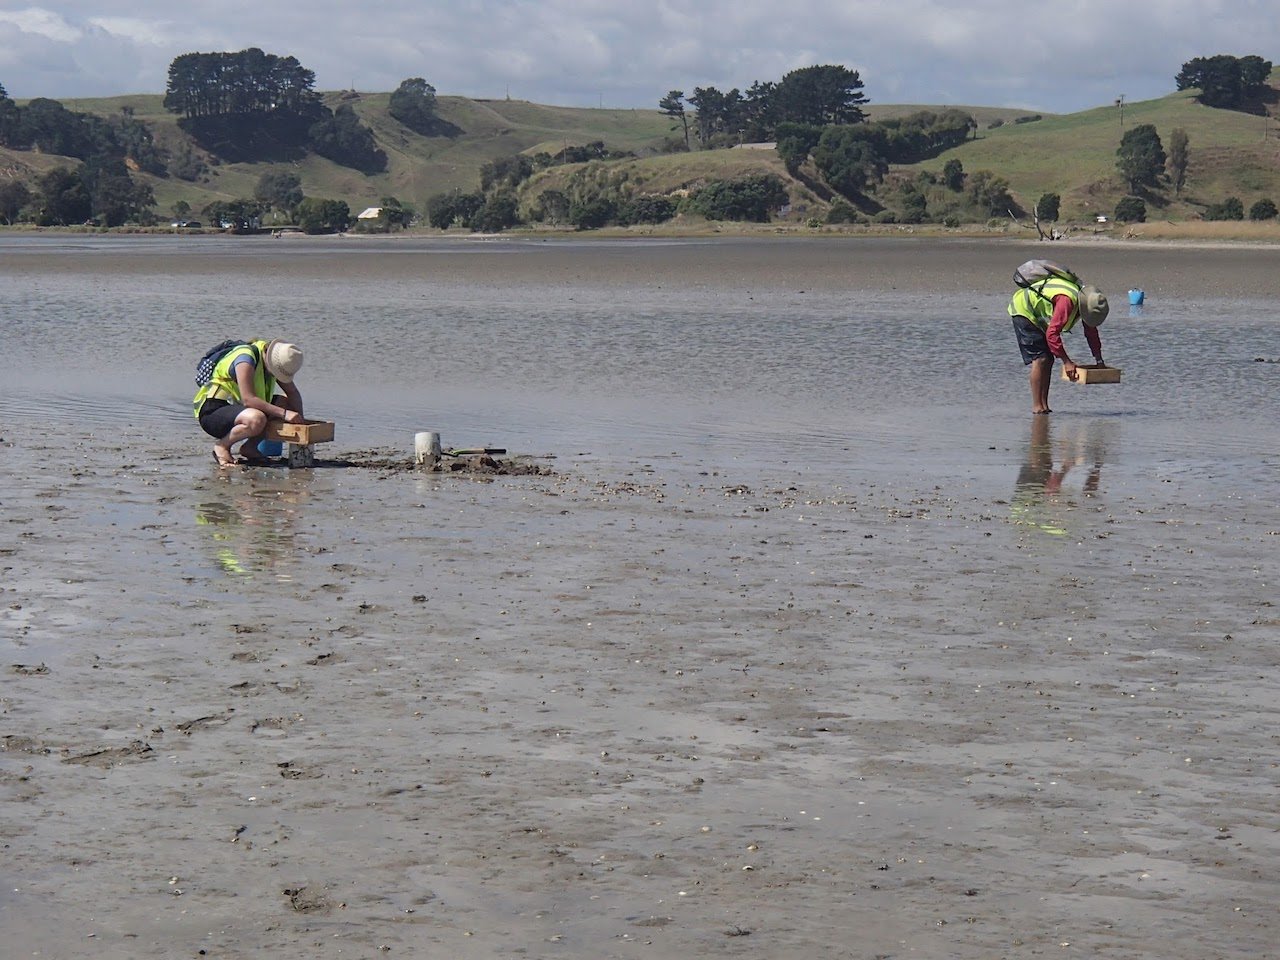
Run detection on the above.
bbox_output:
[213,409,268,465]
[1029,356,1053,414]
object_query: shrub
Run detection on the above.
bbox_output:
[825,200,858,224]
[472,193,520,233]
[168,143,208,181]
[900,191,927,223]
[616,195,676,226]
[569,196,616,230]
[1206,196,1245,220]
[685,174,788,222]
[424,191,484,229]
[942,159,965,191]
[1114,196,1147,222]
[295,197,349,234]
[533,189,570,225]
[1248,197,1277,221]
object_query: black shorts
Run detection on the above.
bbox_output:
[1011,314,1051,365]
[198,399,246,438]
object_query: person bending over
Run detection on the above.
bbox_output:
[1008,278,1108,414]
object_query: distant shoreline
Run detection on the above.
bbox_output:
[4,219,1280,248]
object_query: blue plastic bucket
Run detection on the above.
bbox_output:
[1128,288,1145,305]
[258,439,284,457]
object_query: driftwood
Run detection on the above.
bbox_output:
[1008,204,1067,241]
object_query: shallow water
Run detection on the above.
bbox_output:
[2,234,1278,488]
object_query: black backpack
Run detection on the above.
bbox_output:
[195,340,257,386]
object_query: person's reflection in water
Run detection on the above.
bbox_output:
[195,471,311,577]
[1010,416,1106,536]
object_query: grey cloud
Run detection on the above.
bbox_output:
[1,1,1278,113]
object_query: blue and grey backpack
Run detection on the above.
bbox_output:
[195,340,257,386]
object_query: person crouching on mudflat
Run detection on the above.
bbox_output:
[194,339,304,467]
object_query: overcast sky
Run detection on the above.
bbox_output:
[1,1,1277,114]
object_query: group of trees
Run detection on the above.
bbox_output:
[422,139,640,232]
[424,165,793,234]
[1175,54,1274,110]
[1098,122,1175,223]
[387,77,460,137]
[196,169,415,234]
[163,48,387,171]
[0,82,157,225]
[1106,114,1276,224]
[657,64,986,221]
[778,109,971,174]
[163,53,469,173]
[416,56,1020,233]
[1203,195,1277,221]
[660,65,868,149]
[0,161,155,227]
[164,49,319,119]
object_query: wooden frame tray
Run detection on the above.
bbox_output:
[1063,364,1122,384]
[263,419,335,444]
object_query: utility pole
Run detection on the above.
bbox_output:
[1114,94,1125,130]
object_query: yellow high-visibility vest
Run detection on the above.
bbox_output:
[1008,278,1083,332]
[192,339,276,419]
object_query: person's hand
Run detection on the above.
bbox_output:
[283,409,303,424]
[1064,361,1079,381]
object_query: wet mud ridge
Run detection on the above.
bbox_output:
[317,449,554,476]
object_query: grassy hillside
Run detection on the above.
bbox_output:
[11,91,674,219]
[5,83,1278,228]
[919,87,1280,221]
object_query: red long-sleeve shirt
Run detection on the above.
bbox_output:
[1047,294,1103,362]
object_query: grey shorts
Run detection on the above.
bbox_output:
[1011,314,1050,365]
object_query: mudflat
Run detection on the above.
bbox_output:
[2,235,1279,959]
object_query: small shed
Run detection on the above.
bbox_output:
[356,207,382,220]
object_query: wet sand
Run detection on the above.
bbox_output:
[3,236,1280,959]
[4,231,1280,300]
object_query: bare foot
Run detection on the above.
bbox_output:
[212,445,237,467]
[1032,408,1052,415]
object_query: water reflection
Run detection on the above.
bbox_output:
[1010,416,1109,536]
[194,470,314,577]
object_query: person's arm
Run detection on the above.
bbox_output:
[279,380,304,418]
[1045,295,1079,379]
[234,361,302,422]
[1084,324,1103,364]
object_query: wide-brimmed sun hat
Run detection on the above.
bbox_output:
[265,340,303,382]
[1080,285,1109,327]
